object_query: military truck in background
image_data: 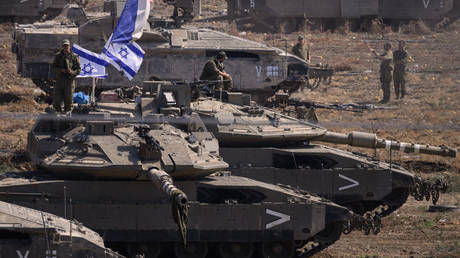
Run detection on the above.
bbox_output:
[226,0,460,31]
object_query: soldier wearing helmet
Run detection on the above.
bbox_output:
[372,42,393,103]
[200,51,233,91]
[52,39,81,113]
[292,35,310,63]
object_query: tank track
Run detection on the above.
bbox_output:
[411,177,448,205]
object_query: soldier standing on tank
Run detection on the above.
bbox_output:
[372,42,393,103]
[393,40,408,99]
[52,39,81,113]
[200,51,232,91]
[292,35,310,64]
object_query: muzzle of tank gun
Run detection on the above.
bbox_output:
[147,168,188,206]
[317,131,457,158]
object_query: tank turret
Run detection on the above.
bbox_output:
[0,82,378,257]
[187,89,455,217]
[0,200,124,258]
[190,92,457,158]
[12,0,332,101]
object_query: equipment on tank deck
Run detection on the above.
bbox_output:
[0,81,378,258]
[226,0,460,32]
[0,200,124,258]
[12,0,333,102]
[188,91,455,217]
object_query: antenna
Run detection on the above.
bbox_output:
[64,186,67,219]
[40,210,51,253]
[69,197,73,243]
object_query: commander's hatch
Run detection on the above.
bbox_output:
[170,29,188,48]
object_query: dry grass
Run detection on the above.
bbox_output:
[195,9,460,256]
[399,19,433,35]
[0,0,459,256]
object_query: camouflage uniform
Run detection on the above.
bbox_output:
[379,50,393,103]
[199,58,233,90]
[393,49,408,99]
[292,43,310,61]
[53,50,81,112]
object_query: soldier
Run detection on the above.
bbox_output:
[52,39,81,113]
[372,42,393,103]
[199,51,233,91]
[292,35,310,63]
[393,40,409,99]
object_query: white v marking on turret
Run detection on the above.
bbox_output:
[338,174,360,191]
[265,209,291,229]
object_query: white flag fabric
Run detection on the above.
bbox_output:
[101,0,150,80]
[110,0,150,43]
[102,41,145,80]
[72,44,109,79]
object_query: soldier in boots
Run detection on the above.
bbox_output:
[393,40,409,99]
[52,39,81,113]
[372,42,393,103]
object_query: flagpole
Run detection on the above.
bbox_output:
[91,77,96,104]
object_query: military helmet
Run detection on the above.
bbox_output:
[62,39,71,46]
[216,51,227,60]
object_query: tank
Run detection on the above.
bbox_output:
[11,0,333,102]
[0,0,87,22]
[226,0,460,31]
[187,90,455,215]
[0,82,376,258]
[0,200,124,258]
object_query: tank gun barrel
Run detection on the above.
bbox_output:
[317,131,457,157]
[147,168,189,245]
[147,168,188,206]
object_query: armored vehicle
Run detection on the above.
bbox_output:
[0,200,124,258]
[0,82,376,258]
[12,0,332,102]
[188,92,454,215]
[227,0,460,31]
[0,0,87,22]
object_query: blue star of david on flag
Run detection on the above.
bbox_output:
[101,0,150,80]
[118,47,129,59]
[82,63,95,75]
[72,44,109,79]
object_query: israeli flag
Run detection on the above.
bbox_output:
[110,0,150,43]
[72,44,109,79]
[101,0,150,80]
[103,41,145,80]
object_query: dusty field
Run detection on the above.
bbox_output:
[0,0,459,257]
[192,3,460,256]
[199,11,460,256]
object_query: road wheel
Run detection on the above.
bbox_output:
[173,242,207,258]
[260,241,294,258]
[218,242,254,258]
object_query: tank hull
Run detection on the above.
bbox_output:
[228,0,455,19]
[0,174,356,257]
[220,145,415,215]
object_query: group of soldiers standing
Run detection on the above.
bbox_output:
[52,36,409,113]
[372,40,409,103]
[291,35,409,104]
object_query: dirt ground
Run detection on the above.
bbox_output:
[0,0,459,257]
